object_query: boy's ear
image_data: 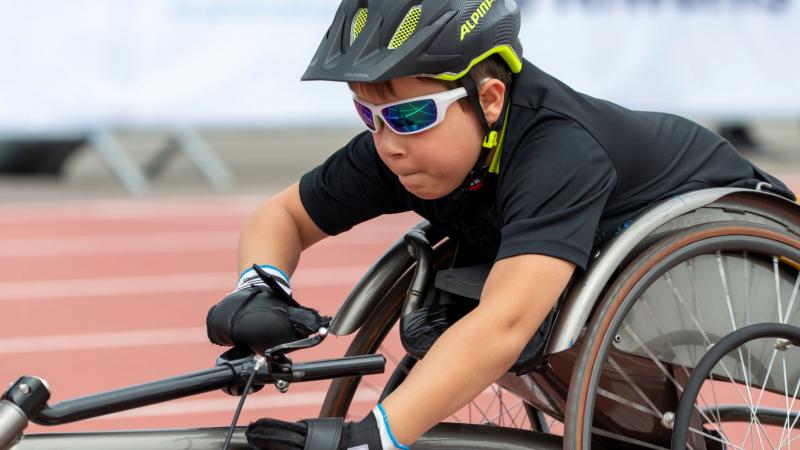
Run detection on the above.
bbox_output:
[479,79,506,127]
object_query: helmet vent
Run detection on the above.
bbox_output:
[350,8,369,45]
[388,5,422,50]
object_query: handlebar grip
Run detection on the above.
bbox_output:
[292,355,386,382]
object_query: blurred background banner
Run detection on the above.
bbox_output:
[0,0,357,132]
[518,0,800,120]
[0,0,798,133]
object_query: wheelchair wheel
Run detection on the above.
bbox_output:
[671,323,800,450]
[318,257,556,435]
[565,221,800,449]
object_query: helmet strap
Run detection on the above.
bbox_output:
[460,74,492,136]
[453,74,507,199]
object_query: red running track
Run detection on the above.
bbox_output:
[0,195,418,432]
[2,178,798,435]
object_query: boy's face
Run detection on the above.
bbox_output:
[352,77,484,200]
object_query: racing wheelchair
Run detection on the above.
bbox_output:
[3,186,800,450]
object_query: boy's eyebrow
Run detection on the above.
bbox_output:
[350,80,398,102]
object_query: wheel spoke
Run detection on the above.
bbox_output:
[668,268,728,426]
[718,253,758,403]
[755,349,781,412]
[709,372,725,432]
[638,294,722,424]
[590,426,670,450]
[778,356,791,448]
[486,399,525,428]
[623,324,719,426]
[780,424,800,449]
[783,272,800,325]
[497,386,505,427]
[465,386,501,425]
[777,375,800,448]
[667,273,715,348]
[717,251,740,332]
[607,356,663,417]
[625,323,766,433]
[597,386,661,418]
[509,401,527,427]
[775,257,785,323]
[687,425,747,450]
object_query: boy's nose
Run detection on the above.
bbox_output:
[375,128,407,159]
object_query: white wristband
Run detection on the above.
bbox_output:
[236,265,291,295]
[371,404,409,450]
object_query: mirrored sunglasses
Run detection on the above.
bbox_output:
[352,87,468,135]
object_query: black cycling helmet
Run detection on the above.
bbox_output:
[301,0,523,83]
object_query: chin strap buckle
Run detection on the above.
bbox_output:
[482,130,498,149]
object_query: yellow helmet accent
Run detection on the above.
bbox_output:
[433,45,523,81]
[388,5,422,49]
[350,8,369,45]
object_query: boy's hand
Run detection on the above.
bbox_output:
[246,406,409,450]
[206,265,330,354]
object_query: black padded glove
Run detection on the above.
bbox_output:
[246,409,407,450]
[206,280,330,354]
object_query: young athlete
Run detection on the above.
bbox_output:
[205,1,796,449]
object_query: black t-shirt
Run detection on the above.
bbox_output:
[299,59,795,271]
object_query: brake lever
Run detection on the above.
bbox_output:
[265,327,329,359]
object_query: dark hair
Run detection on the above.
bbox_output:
[349,55,513,109]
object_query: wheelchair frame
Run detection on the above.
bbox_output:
[320,187,800,449]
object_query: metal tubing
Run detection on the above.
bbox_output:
[33,365,237,425]
[29,354,385,426]
[402,229,433,316]
[330,221,439,336]
[0,400,27,450]
[547,188,800,355]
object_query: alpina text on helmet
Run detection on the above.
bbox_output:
[460,0,496,41]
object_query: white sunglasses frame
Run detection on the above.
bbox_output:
[352,86,468,135]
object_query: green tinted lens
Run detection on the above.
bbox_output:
[381,99,437,133]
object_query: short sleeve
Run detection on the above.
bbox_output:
[496,119,617,271]
[299,131,411,236]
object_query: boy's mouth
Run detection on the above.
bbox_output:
[396,170,420,179]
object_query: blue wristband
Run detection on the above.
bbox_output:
[236,264,291,294]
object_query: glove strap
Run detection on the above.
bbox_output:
[302,417,344,450]
[237,264,291,295]
[372,405,410,450]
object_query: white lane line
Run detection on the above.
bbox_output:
[0,231,237,258]
[0,327,206,354]
[96,390,378,420]
[0,266,367,301]
[0,197,264,223]
[0,228,406,258]
[0,195,420,225]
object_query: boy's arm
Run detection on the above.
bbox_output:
[237,182,328,276]
[380,253,575,444]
